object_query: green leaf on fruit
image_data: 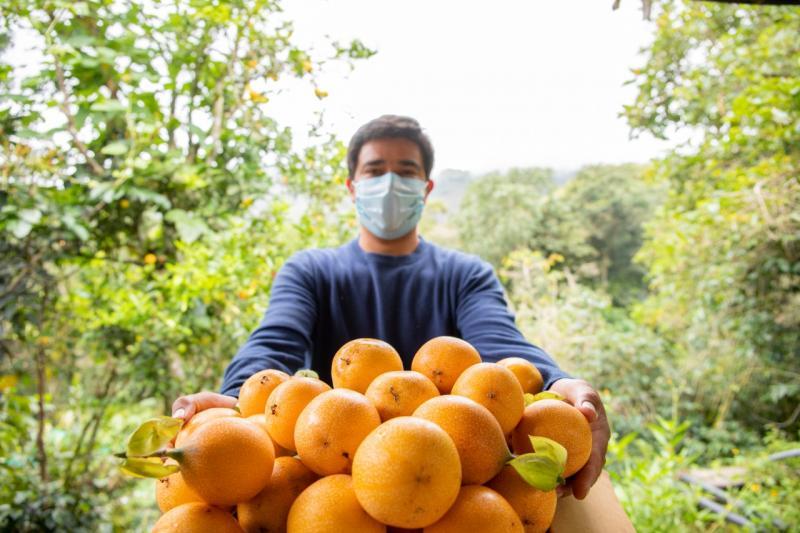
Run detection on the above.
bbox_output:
[120,457,179,479]
[528,391,564,403]
[507,436,567,491]
[126,416,182,457]
[508,453,565,491]
[529,436,567,470]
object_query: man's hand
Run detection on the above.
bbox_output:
[547,378,610,500]
[171,391,238,423]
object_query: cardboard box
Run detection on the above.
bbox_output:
[550,472,634,532]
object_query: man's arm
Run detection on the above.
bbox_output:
[219,253,318,397]
[454,258,570,388]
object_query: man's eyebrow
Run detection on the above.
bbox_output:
[362,159,385,167]
[399,159,422,169]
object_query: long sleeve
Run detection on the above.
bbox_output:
[220,253,318,397]
[454,258,570,390]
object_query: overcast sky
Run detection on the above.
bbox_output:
[4,0,674,178]
[272,0,674,177]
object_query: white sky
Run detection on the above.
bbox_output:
[4,0,674,178]
[274,0,674,176]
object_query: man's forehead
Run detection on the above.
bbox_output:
[357,138,423,166]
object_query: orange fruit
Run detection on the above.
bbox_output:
[451,363,525,434]
[411,336,481,394]
[238,369,290,417]
[332,338,403,393]
[177,417,274,507]
[423,485,522,533]
[237,456,318,533]
[413,395,511,485]
[511,399,592,478]
[174,407,239,448]
[352,416,461,529]
[152,502,242,533]
[294,389,381,476]
[246,414,292,458]
[487,465,557,533]
[287,474,385,533]
[497,357,543,394]
[365,370,440,421]
[265,377,331,451]
[155,461,203,512]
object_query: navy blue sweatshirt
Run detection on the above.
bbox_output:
[220,238,569,397]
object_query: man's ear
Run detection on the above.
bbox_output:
[346,177,355,199]
[424,179,435,201]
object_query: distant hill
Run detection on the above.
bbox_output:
[430,168,474,212]
[430,167,579,214]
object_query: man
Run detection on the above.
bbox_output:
[172,115,610,499]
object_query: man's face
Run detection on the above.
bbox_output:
[347,138,434,199]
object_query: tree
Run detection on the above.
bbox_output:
[626,0,800,432]
[457,164,662,306]
[0,1,371,529]
[554,164,663,305]
[456,167,560,266]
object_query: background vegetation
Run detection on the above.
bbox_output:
[1,0,798,531]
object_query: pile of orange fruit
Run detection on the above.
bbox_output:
[123,336,592,533]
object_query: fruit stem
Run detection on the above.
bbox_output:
[114,448,184,461]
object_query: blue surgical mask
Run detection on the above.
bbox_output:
[354,172,427,240]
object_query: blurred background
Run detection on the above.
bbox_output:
[0,0,798,530]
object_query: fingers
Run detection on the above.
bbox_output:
[171,391,237,422]
[549,378,602,423]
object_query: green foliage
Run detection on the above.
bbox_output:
[607,422,800,532]
[0,0,368,529]
[627,0,800,432]
[556,164,663,305]
[607,418,720,531]
[457,167,557,265]
[459,164,662,305]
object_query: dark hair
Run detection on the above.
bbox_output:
[347,115,434,179]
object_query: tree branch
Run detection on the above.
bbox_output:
[206,24,245,165]
[52,55,105,177]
